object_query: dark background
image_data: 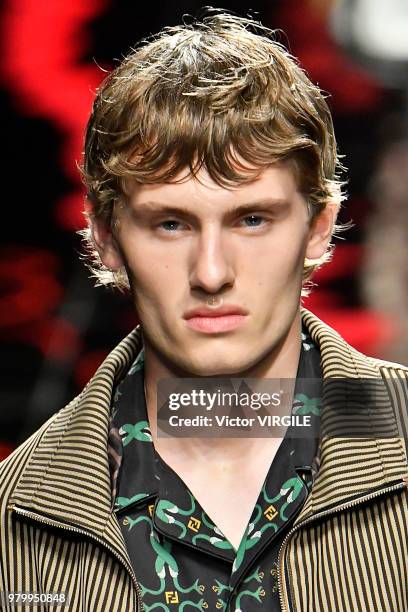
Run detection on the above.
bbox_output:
[1,0,407,458]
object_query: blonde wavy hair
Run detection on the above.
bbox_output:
[80,10,346,292]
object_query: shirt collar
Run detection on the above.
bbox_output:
[110,348,160,511]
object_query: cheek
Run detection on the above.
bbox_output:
[124,246,184,320]
[239,231,308,285]
[122,239,167,285]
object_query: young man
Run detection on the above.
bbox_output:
[1,11,407,612]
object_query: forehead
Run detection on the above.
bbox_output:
[127,163,303,213]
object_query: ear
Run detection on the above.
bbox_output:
[89,215,125,271]
[306,202,339,260]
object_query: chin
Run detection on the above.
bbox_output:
[182,355,253,378]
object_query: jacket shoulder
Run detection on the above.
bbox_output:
[302,308,408,376]
[0,327,142,490]
[366,355,408,376]
[0,411,61,502]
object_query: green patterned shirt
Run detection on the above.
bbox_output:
[109,326,322,611]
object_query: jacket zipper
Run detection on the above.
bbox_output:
[7,504,144,612]
[277,478,408,612]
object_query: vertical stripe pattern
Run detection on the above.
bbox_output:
[1,311,407,611]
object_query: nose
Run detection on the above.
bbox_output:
[189,226,235,295]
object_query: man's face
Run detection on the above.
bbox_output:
[100,163,329,376]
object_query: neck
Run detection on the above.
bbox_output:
[143,310,302,462]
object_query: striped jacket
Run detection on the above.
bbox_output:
[1,309,407,611]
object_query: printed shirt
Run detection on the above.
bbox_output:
[108,326,322,611]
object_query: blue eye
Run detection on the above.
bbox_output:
[160,220,181,231]
[242,215,265,227]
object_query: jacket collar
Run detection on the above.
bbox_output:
[296,308,408,524]
[9,309,408,543]
[9,325,143,561]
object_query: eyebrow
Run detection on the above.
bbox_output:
[133,198,290,218]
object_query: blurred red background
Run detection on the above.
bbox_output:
[1,0,407,455]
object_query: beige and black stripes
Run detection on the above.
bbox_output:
[1,328,142,611]
[288,489,408,611]
[1,310,407,611]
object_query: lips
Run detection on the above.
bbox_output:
[183,304,248,333]
[183,304,248,319]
